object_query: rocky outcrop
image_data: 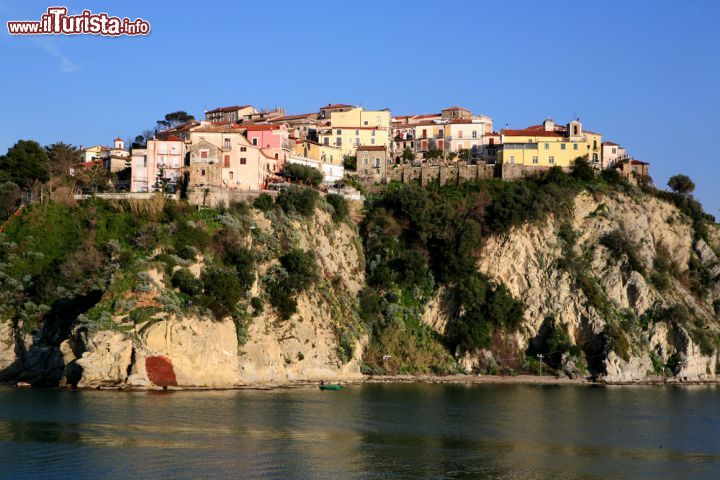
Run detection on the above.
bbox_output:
[475,191,720,382]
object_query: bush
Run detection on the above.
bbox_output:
[599,230,645,274]
[250,296,264,316]
[266,249,318,320]
[280,249,318,287]
[326,193,349,222]
[276,186,319,217]
[253,193,274,212]
[571,157,595,182]
[201,268,242,319]
[171,268,201,295]
[281,163,323,187]
[223,244,255,291]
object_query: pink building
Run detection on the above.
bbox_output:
[242,124,291,150]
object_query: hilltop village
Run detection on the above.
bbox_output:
[78,104,649,204]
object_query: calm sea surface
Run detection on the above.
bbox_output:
[0,383,718,479]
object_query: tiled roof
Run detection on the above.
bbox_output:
[356,145,387,151]
[322,103,352,109]
[502,128,564,137]
[602,141,619,146]
[206,105,252,114]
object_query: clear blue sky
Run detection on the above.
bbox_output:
[1,0,719,213]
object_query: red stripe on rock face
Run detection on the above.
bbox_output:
[146,355,178,386]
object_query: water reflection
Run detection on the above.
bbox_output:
[0,384,719,479]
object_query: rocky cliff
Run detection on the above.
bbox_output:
[1,179,719,388]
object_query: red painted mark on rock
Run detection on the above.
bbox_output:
[145,355,178,387]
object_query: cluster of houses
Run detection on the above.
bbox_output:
[79,103,649,196]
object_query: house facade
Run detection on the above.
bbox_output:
[205,105,257,123]
[356,145,388,183]
[498,119,602,168]
[318,107,391,157]
[601,141,627,168]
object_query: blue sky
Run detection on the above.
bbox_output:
[1,0,719,213]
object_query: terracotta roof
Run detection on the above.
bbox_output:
[163,134,182,142]
[206,105,252,114]
[270,113,316,121]
[502,128,564,137]
[324,126,382,131]
[442,106,469,111]
[631,159,649,165]
[240,124,282,131]
[114,137,123,141]
[602,141,619,146]
[322,103,352,109]
[80,160,104,168]
[356,145,387,151]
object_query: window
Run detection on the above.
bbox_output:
[509,155,515,164]
[612,148,617,154]
[323,137,329,146]
[240,157,247,165]
[561,144,566,150]
[422,129,427,138]
[375,158,380,168]
[371,130,375,137]
[336,129,342,135]
[274,153,279,159]
[200,150,208,159]
[252,138,258,146]
[573,125,578,135]
[549,156,555,164]
[363,121,368,126]
[438,128,443,138]
[364,158,368,165]
[544,143,549,150]
[489,138,494,146]
[229,171,234,179]
[224,138,231,149]
[355,129,359,135]
[224,155,230,167]
[201,169,206,176]
[371,138,375,145]
[355,138,360,146]
[421,140,427,150]
[240,146,246,152]
[532,156,538,164]
[573,144,578,151]
[472,130,477,139]
[458,130,463,139]
[336,137,342,146]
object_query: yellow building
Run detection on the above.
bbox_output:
[318,107,391,157]
[498,119,602,168]
[294,139,342,166]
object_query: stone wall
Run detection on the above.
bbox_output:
[187,187,278,208]
[386,162,496,186]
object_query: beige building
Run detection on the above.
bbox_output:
[205,105,257,123]
[318,107,391,157]
[188,126,280,191]
[356,145,389,183]
[131,137,186,193]
[601,141,627,168]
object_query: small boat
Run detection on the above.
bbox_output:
[319,383,342,390]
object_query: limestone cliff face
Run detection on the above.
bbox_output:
[0,208,366,388]
[472,191,720,382]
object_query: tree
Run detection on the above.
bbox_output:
[402,147,415,163]
[0,140,50,187]
[571,157,595,182]
[45,142,81,178]
[343,155,357,170]
[281,163,323,186]
[446,152,458,162]
[0,181,21,218]
[458,149,470,162]
[75,164,113,194]
[667,174,695,195]
[157,111,195,129]
[426,148,443,161]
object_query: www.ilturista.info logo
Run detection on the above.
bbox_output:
[7,7,150,36]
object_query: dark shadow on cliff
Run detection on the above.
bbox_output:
[14,290,102,387]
